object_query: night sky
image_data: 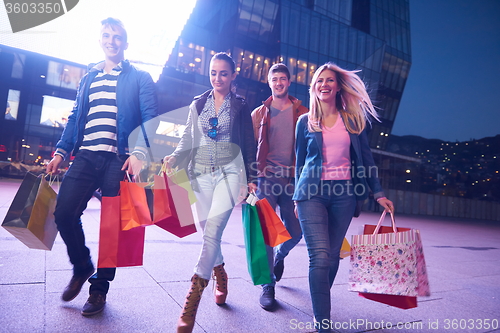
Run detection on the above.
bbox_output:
[391,0,500,142]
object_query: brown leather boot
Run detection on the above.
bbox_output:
[177,274,208,333]
[213,264,228,305]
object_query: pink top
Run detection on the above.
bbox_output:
[321,115,351,180]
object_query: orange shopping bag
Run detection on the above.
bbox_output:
[255,198,292,247]
[120,176,153,231]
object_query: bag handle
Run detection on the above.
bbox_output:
[372,210,397,234]
[125,171,146,183]
[246,192,258,206]
[44,173,60,190]
[159,161,176,177]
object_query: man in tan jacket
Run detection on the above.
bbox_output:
[251,63,308,310]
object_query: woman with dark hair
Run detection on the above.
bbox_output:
[293,62,394,332]
[163,52,257,333]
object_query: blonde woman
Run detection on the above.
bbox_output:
[293,62,394,332]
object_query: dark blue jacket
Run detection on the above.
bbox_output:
[55,60,158,158]
[293,114,385,217]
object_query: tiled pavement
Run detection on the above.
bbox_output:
[1,177,499,333]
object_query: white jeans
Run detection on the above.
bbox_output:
[193,162,241,280]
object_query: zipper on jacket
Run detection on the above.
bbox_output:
[115,70,121,156]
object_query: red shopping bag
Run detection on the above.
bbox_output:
[120,179,153,231]
[359,293,417,309]
[153,173,196,238]
[349,211,430,309]
[98,196,146,268]
[166,170,196,227]
[255,198,291,247]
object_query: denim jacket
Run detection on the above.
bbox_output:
[293,114,385,217]
[55,60,158,159]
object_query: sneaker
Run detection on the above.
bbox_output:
[82,293,106,316]
[274,258,284,282]
[259,286,276,311]
[61,266,95,302]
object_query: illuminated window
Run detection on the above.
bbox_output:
[176,39,205,74]
[252,53,264,81]
[40,96,74,128]
[5,90,20,121]
[260,57,271,83]
[46,61,85,90]
[11,52,26,79]
[233,47,244,75]
[296,60,307,84]
[287,57,296,82]
[239,50,255,79]
[308,63,317,84]
[156,121,186,138]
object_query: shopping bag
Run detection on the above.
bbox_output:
[120,177,153,231]
[242,203,272,285]
[2,172,58,250]
[152,174,172,223]
[98,196,145,268]
[358,292,418,309]
[168,168,197,205]
[153,173,197,238]
[255,198,291,247]
[340,237,351,259]
[348,211,430,309]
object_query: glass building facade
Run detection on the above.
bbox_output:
[0,0,411,179]
[158,0,411,150]
[0,44,86,169]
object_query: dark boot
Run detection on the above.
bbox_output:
[81,293,106,316]
[213,264,228,305]
[177,274,208,333]
[62,265,94,302]
[259,285,276,311]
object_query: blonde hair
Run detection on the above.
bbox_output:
[308,62,379,133]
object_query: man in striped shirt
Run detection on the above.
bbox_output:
[46,18,158,316]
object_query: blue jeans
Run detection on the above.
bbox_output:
[296,180,356,332]
[54,150,127,295]
[257,175,302,287]
[192,163,240,280]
